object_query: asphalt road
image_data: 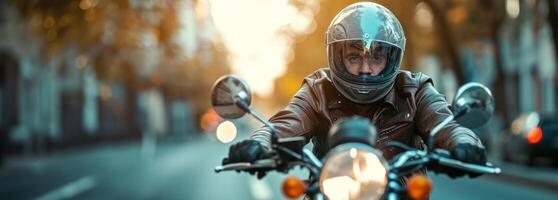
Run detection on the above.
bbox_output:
[1,136,557,200]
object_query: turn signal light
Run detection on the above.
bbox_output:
[527,127,543,144]
[407,174,432,200]
[282,176,306,199]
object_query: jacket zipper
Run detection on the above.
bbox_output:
[377,123,408,143]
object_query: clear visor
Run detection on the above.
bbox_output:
[329,39,402,83]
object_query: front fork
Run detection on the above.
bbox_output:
[303,194,325,200]
[385,172,407,200]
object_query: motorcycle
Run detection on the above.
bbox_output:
[210,75,501,200]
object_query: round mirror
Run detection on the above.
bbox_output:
[210,75,252,119]
[452,82,495,129]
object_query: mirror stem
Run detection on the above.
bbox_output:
[428,115,454,151]
[453,105,468,119]
[235,99,279,143]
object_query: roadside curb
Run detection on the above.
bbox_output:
[487,162,558,194]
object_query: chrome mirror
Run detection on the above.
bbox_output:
[452,82,495,129]
[210,75,252,119]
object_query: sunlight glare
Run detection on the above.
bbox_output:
[209,0,318,97]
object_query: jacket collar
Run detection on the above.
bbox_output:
[383,87,398,112]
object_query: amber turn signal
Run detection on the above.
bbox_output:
[282,176,306,199]
[407,174,433,200]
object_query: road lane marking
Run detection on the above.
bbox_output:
[35,175,97,200]
[248,177,273,200]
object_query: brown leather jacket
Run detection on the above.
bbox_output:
[251,68,482,160]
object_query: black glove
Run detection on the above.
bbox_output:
[451,143,487,177]
[433,143,487,178]
[222,139,272,179]
[452,143,487,165]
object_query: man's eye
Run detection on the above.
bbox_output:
[372,54,386,62]
[348,56,361,63]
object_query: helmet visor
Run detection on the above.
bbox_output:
[329,39,402,84]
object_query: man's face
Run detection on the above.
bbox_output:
[342,41,388,76]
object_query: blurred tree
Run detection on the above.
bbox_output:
[422,0,466,83]
[5,0,230,134]
[548,0,558,109]
[548,0,558,70]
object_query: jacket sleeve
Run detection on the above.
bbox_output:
[415,81,484,150]
[251,83,320,150]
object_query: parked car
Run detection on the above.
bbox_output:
[502,112,558,166]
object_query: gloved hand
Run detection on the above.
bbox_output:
[222,139,272,179]
[432,143,487,178]
[452,143,487,165]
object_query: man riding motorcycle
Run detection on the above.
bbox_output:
[224,2,486,179]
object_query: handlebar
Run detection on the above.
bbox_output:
[214,159,277,173]
[391,149,501,175]
[437,157,501,174]
[430,149,501,175]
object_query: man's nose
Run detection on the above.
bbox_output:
[358,56,374,75]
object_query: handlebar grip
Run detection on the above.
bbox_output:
[215,162,252,173]
[437,157,501,174]
[214,159,277,173]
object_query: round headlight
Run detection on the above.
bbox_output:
[319,143,388,200]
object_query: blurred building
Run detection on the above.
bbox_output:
[499,0,557,118]
[0,0,228,155]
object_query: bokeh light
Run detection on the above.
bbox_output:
[506,0,520,18]
[216,121,237,143]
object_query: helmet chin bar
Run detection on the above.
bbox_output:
[331,73,395,104]
[355,88,373,94]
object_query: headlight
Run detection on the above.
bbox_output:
[319,143,388,200]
